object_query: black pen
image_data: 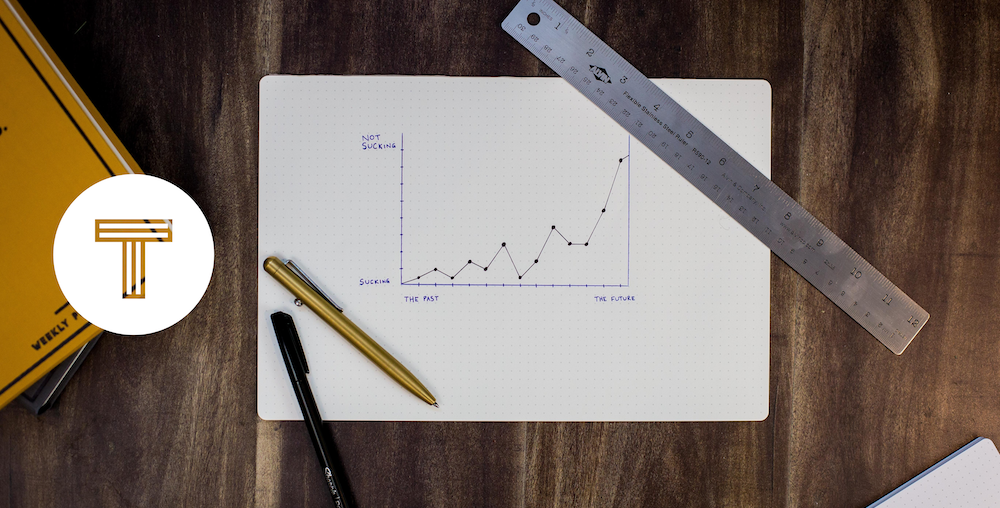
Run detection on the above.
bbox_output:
[270,311,352,508]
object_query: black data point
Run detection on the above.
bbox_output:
[534,259,538,263]
[518,276,522,279]
[568,242,573,245]
[551,225,556,229]
[468,260,472,264]
[484,267,488,271]
[434,268,438,271]
[417,276,421,279]
[619,158,623,162]
[451,277,454,279]
[585,242,589,246]
[502,242,506,247]
[601,208,606,213]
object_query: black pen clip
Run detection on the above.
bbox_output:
[270,311,309,377]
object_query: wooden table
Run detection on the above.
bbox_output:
[3,1,999,506]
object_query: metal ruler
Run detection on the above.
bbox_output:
[502,0,928,354]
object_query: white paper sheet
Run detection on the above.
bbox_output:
[869,437,1000,507]
[258,76,771,421]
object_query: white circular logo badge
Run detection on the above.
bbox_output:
[53,174,214,335]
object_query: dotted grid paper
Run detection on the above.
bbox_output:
[258,76,771,421]
[868,437,1000,507]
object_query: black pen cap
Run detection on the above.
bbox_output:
[270,311,310,381]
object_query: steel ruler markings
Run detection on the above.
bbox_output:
[502,0,928,354]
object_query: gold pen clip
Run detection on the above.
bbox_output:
[284,259,344,312]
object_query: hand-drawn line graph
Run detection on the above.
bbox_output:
[400,134,631,287]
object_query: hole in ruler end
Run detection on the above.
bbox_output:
[527,12,540,25]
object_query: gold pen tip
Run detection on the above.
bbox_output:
[433,402,439,408]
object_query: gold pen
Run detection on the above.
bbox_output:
[263,256,438,406]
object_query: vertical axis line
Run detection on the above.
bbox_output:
[627,135,630,287]
[399,132,403,286]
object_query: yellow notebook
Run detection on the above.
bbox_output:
[0,0,143,409]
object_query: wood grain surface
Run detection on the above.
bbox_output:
[2,0,998,506]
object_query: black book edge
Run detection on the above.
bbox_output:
[17,334,101,415]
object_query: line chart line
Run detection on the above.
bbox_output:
[401,147,630,285]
